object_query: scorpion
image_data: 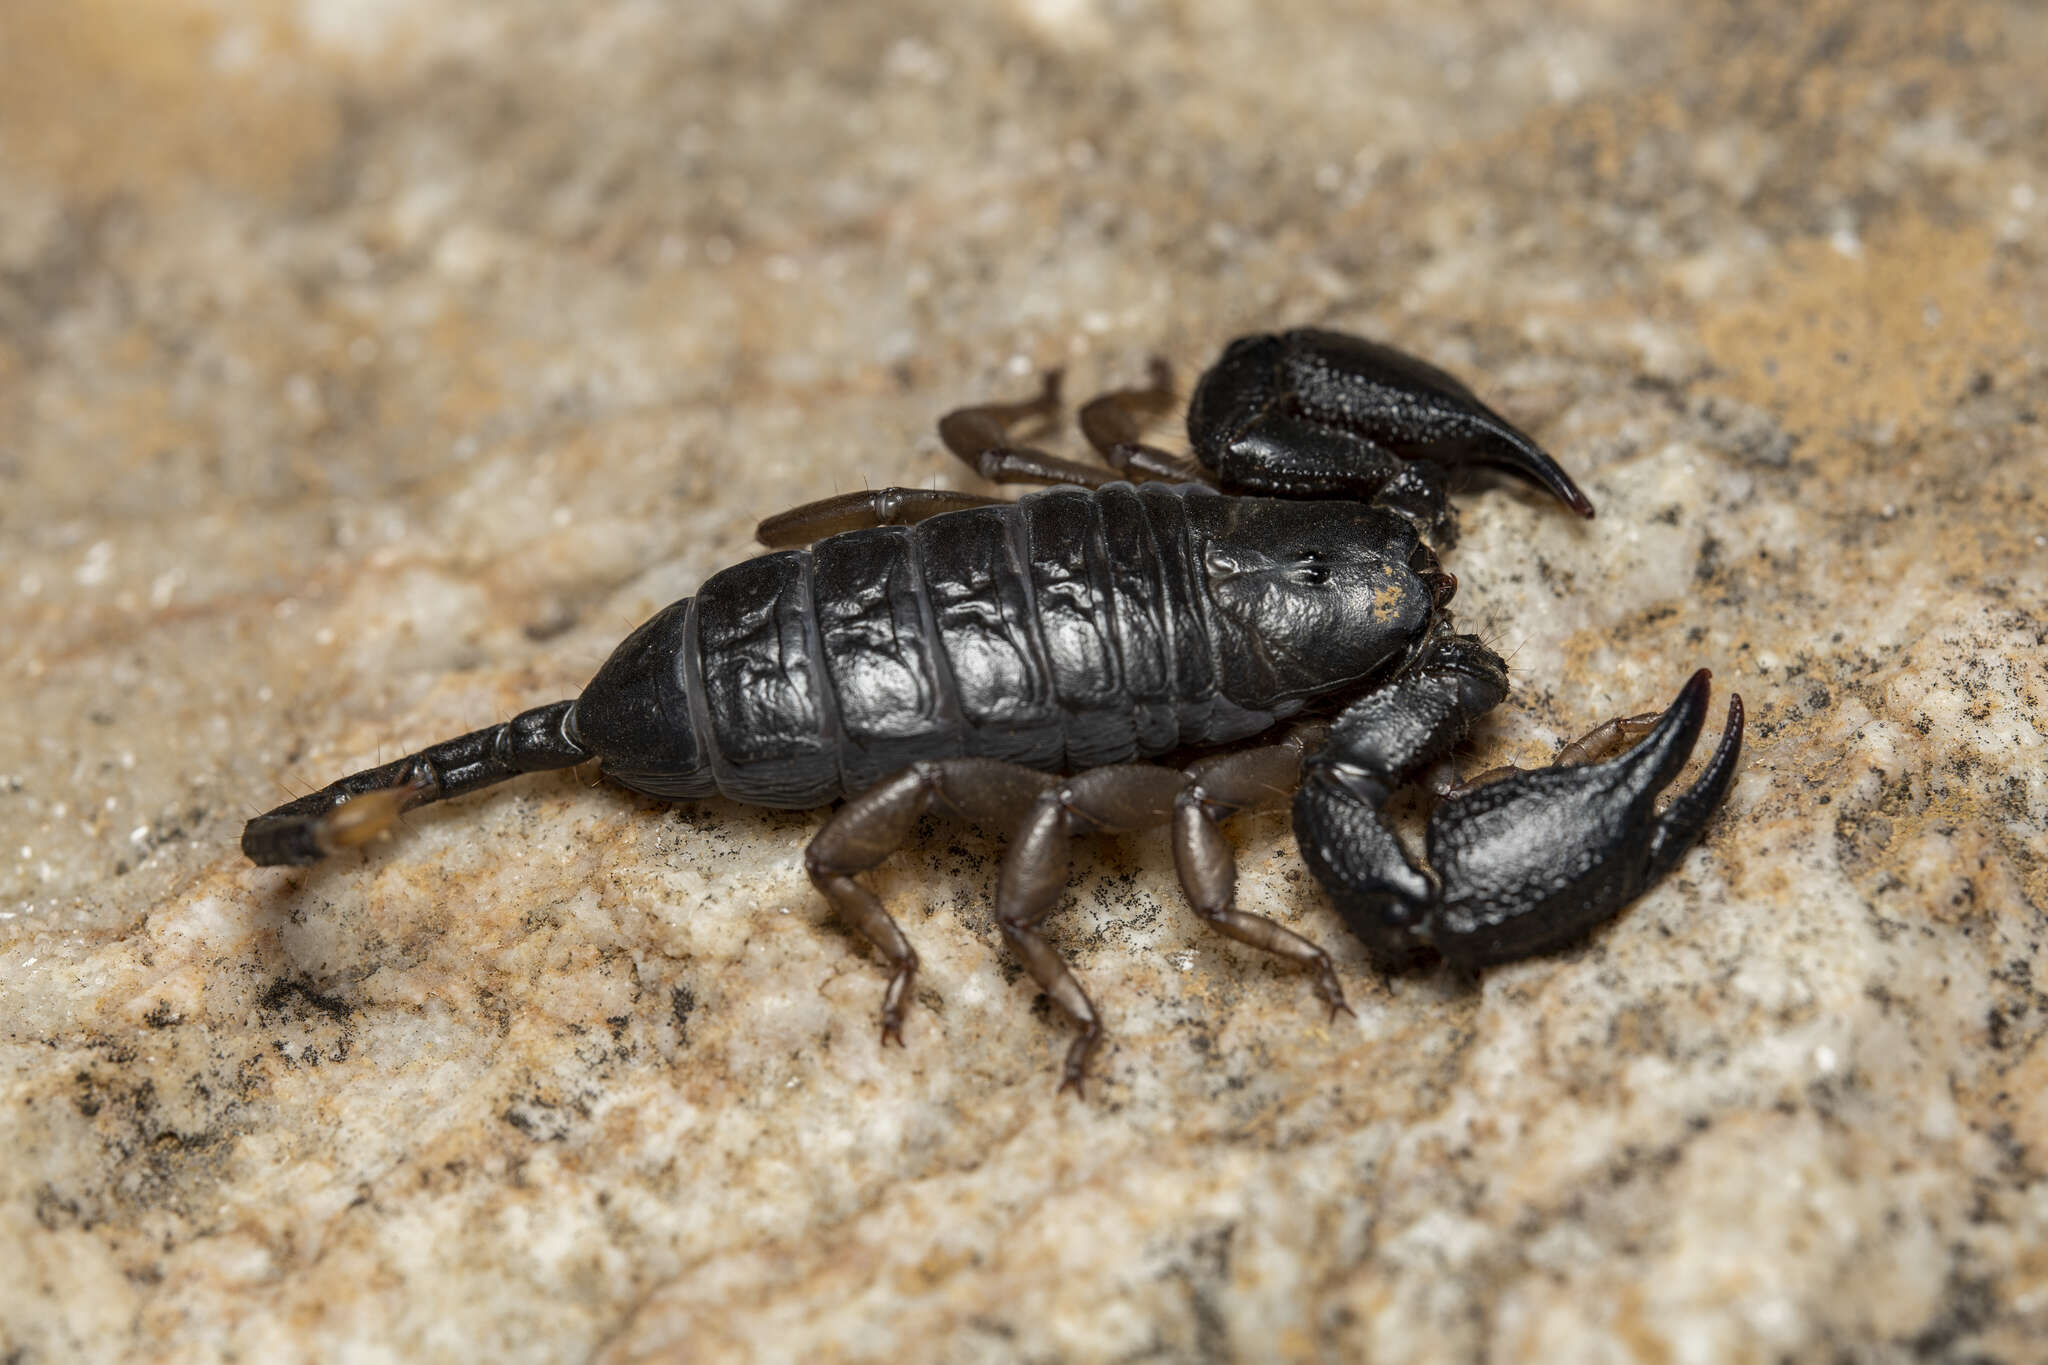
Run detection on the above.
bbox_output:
[245,329,1744,1091]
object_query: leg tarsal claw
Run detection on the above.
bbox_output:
[1057,1024,1101,1098]
[1319,968,1356,1021]
[878,959,916,1047]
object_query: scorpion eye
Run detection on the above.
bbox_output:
[1286,548,1335,585]
[1291,558,1330,586]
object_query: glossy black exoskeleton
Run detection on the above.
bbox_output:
[245,329,1742,1091]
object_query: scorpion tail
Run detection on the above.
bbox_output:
[242,699,588,867]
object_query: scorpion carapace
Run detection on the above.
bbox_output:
[244,329,1743,1092]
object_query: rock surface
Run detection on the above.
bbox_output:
[3,1,2044,1361]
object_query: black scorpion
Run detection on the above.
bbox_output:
[245,329,1744,1091]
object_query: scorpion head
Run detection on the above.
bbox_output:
[1196,497,1445,709]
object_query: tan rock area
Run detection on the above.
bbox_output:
[3,1,2044,1360]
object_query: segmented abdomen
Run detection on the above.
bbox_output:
[593,484,1278,807]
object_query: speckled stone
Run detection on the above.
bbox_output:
[3,1,2045,1361]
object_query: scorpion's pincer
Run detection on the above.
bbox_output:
[1421,670,1744,967]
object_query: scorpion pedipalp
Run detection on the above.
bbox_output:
[1185,328,1595,527]
[1422,671,1744,966]
[1296,666,1744,972]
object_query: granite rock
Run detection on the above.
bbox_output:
[3,1,2045,1361]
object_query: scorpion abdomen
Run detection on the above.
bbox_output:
[574,483,1294,808]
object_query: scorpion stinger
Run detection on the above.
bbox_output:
[242,700,588,866]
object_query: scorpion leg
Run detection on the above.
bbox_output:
[1077,357,1215,485]
[1173,734,1351,1017]
[755,487,1007,548]
[938,370,1116,488]
[243,700,588,866]
[805,759,1060,1047]
[997,765,1190,1093]
[814,749,1357,1091]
